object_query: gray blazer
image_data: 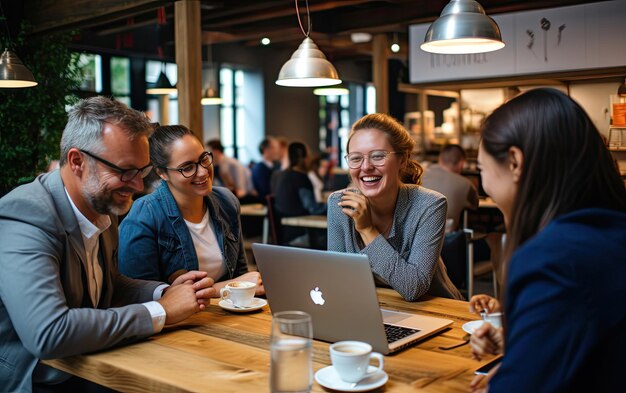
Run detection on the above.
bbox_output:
[0,171,162,392]
[327,184,462,301]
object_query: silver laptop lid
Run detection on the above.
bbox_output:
[253,243,391,353]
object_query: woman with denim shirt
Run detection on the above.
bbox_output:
[119,125,263,296]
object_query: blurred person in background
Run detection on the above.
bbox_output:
[252,137,280,202]
[206,139,257,203]
[272,142,326,248]
[421,144,478,232]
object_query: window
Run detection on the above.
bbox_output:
[74,53,102,93]
[219,66,264,165]
[111,57,130,106]
[319,83,376,169]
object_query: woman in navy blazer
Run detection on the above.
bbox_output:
[119,125,263,296]
[470,88,626,392]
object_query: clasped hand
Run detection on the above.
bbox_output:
[159,271,216,325]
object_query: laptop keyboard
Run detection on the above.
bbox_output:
[384,324,420,343]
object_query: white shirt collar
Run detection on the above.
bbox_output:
[64,188,111,240]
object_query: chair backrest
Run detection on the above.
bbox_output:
[265,194,281,245]
[441,230,470,290]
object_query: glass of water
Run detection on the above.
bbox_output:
[270,311,313,393]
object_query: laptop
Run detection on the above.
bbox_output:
[252,243,453,355]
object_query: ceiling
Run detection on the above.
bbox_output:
[21,0,606,61]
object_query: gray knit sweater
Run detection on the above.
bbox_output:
[327,184,462,301]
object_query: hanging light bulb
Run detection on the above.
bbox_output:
[276,0,341,87]
[421,0,505,54]
[201,87,223,105]
[390,33,400,53]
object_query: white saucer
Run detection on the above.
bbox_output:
[218,297,267,313]
[315,365,388,392]
[462,320,484,335]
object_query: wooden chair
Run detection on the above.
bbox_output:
[265,194,281,245]
[441,228,497,299]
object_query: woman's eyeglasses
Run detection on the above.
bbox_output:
[344,150,399,169]
[160,151,213,178]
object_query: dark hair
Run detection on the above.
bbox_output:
[149,125,196,169]
[288,142,308,170]
[439,144,466,167]
[259,138,273,155]
[206,139,224,152]
[348,113,423,185]
[481,88,626,267]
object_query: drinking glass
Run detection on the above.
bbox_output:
[270,311,313,393]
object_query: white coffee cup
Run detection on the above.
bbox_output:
[484,312,502,329]
[220,281,256,307]
[329,341,384,383]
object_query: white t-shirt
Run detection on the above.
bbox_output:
[184,210,226,280]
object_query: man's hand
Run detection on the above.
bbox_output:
[157,282,200,325]
[170,270,217,308]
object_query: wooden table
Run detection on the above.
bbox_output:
[240,203,269,243]
[281,215,328,229]
[43,289,495,392]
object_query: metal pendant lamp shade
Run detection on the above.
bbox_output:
[276,37,341,87]
[421,0,505,54]
[146,69,177,95]
[201,86,223,105]
[0,48,37,88]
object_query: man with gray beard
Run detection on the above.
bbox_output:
[0,97,216,392]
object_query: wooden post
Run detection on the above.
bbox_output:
[372,34,389,114]
[175,0,202,140]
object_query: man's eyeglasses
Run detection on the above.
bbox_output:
[80,150,154,182]
[160,152,213,178]
[344,150,400,169]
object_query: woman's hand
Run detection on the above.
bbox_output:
[470,363,500,393]
[469,294,500,315]
[470,323,504,361]
[338,189,379,244]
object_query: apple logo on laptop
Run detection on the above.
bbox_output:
[310,287,325,305]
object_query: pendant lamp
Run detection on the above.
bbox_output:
[201,44,223,105]
[146,63,176,95]
[421,0,505,54]
[201,86,223,105]
[0,2,37,88]
[276,0,341,87]
[0,48,37,88]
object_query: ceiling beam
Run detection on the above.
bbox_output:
[24,0,173,36]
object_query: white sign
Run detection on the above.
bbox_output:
[409,1,626,84]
